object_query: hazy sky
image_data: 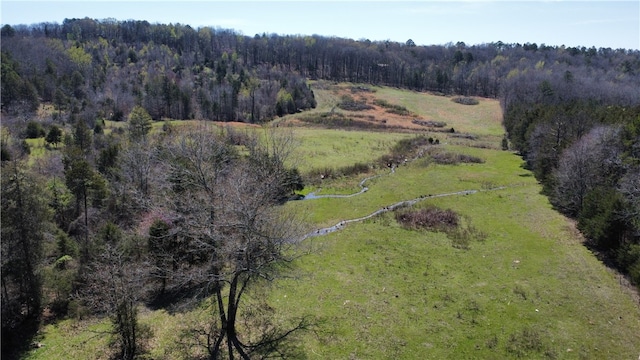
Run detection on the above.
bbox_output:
[2,1,639,50]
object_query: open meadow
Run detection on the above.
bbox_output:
[26,84,640,359]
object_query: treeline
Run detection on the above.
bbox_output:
[3,18,640,124]
[502,65,640,285]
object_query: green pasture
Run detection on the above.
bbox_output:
[374,87,504,137]
[288,143,533,227]
[289,128,413,173]
[271,180,640,359]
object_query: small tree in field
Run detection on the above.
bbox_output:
[128,106,152,141]
[45,125,63,148]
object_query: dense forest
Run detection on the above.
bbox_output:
[1,18,639,359]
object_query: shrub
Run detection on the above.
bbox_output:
[305,167,335,184]
[505,327,556,358]
[54,255,74,270]
[341,162,370,177]
[25,121,46,138]
[373,99,414,116]
[425,148,485,165]
[46,125,63,147]
[1,144,10,161]
[299,112,387,130]
[412,119,448,128]
[350,86,374,93]
[223,126,252,146]
[337,95,373,111]
[578,187,626,250]
[20,139,30,155]
[373,136,433,169]
[395,206,459,233]
[395,206,486,250]
[450,133,479,140]
[305,162,370,184]
[506,327,543,357]
[502,135,510,150]
[616,244,640,285]
[452,96,479,105]
[391,136,430,156]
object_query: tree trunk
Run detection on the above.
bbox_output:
[211,279,227,359]
[83,186,89,260]
[13,161,37,316]
[226,275,250,360]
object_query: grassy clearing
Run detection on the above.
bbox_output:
[287,143,532,227]
[27,318,112,359]
[375,87,503,137]
[25,137,47,159]
[272,182,640,359]
[24,85,640,359]
[289,128,413,174]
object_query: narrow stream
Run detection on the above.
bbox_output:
[301,166,395,200]
[294,147,508,241]
[298,186,508,242]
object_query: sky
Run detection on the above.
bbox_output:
[2,1,639,50]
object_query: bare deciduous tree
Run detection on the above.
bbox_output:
[619,166,640,235]
[158,128,309,359]
[81,241,148,360]
[553,125,622,216]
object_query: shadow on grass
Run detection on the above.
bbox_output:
[2,315,40,360]
[146,283,211,313]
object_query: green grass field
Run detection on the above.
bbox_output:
[374,87,503,137]
[26,85,640,359]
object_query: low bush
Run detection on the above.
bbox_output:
[350,85,374,93]
[395,205,486,249]
[374,136,432,168]
[25,121,46,138]
[299,112,386,130]
[452,96,479,105]
[337,95,373,111]
[305,162,370,184]
[412,119,447,128]
[373,99,414,116]
[391,136,431,156]
[616,244,640,285]
[395,206,459,233]
[424,148,485,165]
[505,327,556,358]
[450,132,479,140]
